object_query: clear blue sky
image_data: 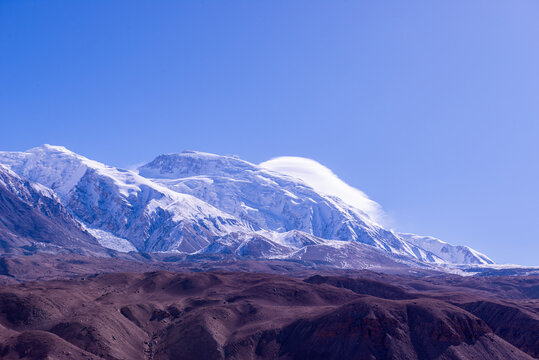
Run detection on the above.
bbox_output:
[1,1,538,265]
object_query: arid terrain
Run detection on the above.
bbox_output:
[0,256,537,360]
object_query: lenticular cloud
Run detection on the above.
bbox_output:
[259,156,385,224]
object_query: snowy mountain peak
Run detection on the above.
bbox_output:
[0,145,109,198]
[139,151,257,179]
[38,144,72,153]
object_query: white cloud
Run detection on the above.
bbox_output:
[259,156,386,224]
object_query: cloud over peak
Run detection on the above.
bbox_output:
[259,156,385,224]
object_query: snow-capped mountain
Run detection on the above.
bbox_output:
[0,146,249,253]
[0,145,493,268]
[138,151,443,262]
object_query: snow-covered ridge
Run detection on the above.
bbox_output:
[0,163,56,200]
[398,233,494,265]
[0,145,494,268]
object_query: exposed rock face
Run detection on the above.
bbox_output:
[459,300,539,358]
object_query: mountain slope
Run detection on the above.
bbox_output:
[0,165,102,255]
[260,157,494,266]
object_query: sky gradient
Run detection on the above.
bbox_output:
[1,1,538,265]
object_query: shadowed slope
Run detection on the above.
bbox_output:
[0,166,102,255]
